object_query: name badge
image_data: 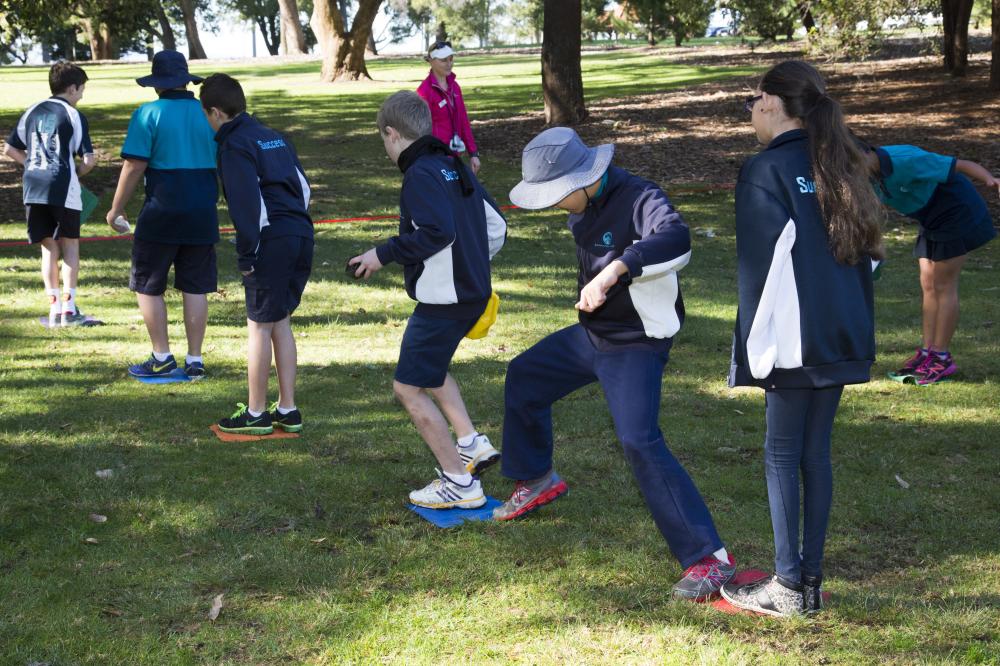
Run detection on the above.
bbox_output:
[438,99,448,108]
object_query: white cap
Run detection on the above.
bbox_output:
[428,44,455,59]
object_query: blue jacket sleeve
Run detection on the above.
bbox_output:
[77,113,94,156]
[734,179,793,346]
[618,184,691,277]
[375,171,456,266]
[219,145,264,272]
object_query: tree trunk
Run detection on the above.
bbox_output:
[155,0,177,51]
[797,2,815,32]
[311,0,383,81]
[951,0,975,75]
[436,22,447,42]
[992,0,1000,89]
[81,17,114,60]
[258,16,281,55]
[542,0,587,125]
[942,0,956,71]
[278,0,307,55]
[178,0,207,59]
[367,33,378,55]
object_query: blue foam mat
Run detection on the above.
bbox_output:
[131,369,194,384]
[408,496,501,528]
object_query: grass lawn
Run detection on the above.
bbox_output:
[1,49,998,665]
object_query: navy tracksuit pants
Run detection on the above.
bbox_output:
[501,324,724,569]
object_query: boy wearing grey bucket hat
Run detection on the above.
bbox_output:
[497,127,737,601]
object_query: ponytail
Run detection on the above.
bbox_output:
[761,61,884,265]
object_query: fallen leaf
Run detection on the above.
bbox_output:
[208,593,224,621]
[717,446,738,453]
[311,537,327,544]
[95,469,114,479]
[733,409,744,415]
[83,537,99,545]
[88,513,108,523]
[101,607,123,617]
[895,474,910,489]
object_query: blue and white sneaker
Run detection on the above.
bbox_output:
[128,353,177,377]
[409,469,486,509]
[184,360,206,378]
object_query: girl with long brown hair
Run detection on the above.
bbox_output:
[723,60,883,616]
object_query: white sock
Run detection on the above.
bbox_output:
[248,408,262,418]
[447,471,474,486]
[713,547,730,563]
[185,354,203,365]
[277,405,296,415]
[457,432,479,448]
[62,288,76,311]
[152,351,172,362]
[46,288,59,299]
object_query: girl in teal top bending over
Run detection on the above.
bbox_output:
[872,145,998,385]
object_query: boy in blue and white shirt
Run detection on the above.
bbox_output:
[199,74,314,435]
[4,61,96,326]
[499,127,736,602]
[351,91,507,510]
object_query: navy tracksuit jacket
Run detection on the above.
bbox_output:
[729,129,876,389]
[214,112,313,272]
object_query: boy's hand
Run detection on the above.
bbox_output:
[349,248,383,279]
[470,156,481,175]
[105,208,127,231]
[575,261,627,312]
[986,174,1000,199]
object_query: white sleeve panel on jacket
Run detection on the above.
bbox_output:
[746,218,802,379]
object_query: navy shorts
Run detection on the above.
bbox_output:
[26,205,81,244]
[130,238,218,296]
[913,176,997,261]
[394,312,479,388]
[243,235,313,323]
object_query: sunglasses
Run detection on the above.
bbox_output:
[432,40,452,50]
[744,94,762,113]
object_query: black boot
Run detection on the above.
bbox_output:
[802,573,823,614]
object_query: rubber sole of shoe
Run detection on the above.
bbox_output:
[914,375,955,386]
[493,480,568,521]
[128,368,177,378]
[887,371,917,382]
[409,496,487,510]
[273,421,302,433]
[218,425,274,435]
[467,452,500,476]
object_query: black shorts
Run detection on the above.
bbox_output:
[129,238,218,296]
[394,311,479,388]
[243,235,313,323]
[26,205,81,244]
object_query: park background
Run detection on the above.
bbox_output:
[1,1,999,664]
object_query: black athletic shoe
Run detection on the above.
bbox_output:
[269,402,302,432]
[184,360,206,378]
[218,403,273,435]
[128,353,178,377]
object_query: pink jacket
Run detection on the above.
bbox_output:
[416,71,478,156]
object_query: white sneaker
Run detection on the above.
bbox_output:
[409,469,486,509]
[457,434,501,475]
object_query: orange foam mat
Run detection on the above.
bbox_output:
[209,423,300,442]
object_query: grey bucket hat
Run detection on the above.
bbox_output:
[509,127,614,210]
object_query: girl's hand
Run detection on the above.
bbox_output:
[470,156,481,175]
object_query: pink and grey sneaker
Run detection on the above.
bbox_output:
[671,553,736,601]
[914,351,956,386]
[887,347,928,382]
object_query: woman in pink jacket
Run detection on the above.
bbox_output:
[416,41,481,175]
